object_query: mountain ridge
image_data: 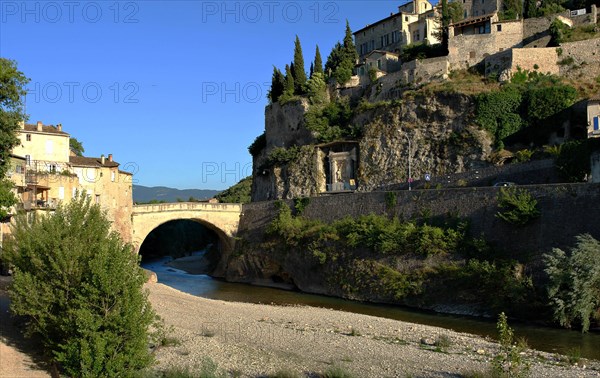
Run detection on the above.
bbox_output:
[133,185,221,203]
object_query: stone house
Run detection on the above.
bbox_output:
[356,50,402,85]
[588,94,600,138]
[354,0,439,60]
[448,12,523,70]
[3,121,134,243]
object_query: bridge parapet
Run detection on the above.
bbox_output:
[133,202,242,214]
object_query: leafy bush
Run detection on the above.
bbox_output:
[513,149,533,163]
[492,312,530,377]
[400,42,446,62]
[496,187,540,226]
[248,133,266,156]
[305,98,359,143]
[544,234,600,332]
[524,84,577,123]
[549,17,570,45]
[555,140,590,182]
[3,195,155,377]
[475,87,523,146]
[266,146,300,166]
[268,203,467,257]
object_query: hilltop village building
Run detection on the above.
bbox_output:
[3,121,133,243]
[354,0,439,60]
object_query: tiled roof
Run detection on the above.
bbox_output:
[590,93,600,102]
[69,156,119,168]
[23,124,69,136]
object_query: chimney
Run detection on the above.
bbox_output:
[57,123,62,131]
[37,121,43,131]
[108,154,113,162]
[101,154,105,165]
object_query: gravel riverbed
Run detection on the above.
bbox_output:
[2,275,599,378]
[147,282,600,377]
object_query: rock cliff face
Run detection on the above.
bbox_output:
[251,92,493,201]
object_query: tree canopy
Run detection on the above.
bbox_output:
[0,58,29,218]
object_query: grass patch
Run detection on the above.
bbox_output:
[269,368,303,378]
[321,365,355,378]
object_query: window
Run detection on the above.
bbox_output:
[25,155,31,166]
[26,134,31,141]
[111,171,116,182]
[469,51,476,59]
[405,16,408,21]
[377,59,382,69]
[464,10,468,18]
[497,24,502,32]
[594,116,600,131]
[481,0,485,3]
[95,194,100,204]
[413,29,420,41]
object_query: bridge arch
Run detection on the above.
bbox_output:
[131,202,242,258]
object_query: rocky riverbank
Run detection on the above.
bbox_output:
[147,282,600,377]
[2,274,599,378]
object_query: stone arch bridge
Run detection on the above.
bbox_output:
[131,202,242,254]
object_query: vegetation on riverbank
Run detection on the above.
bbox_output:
[233,200,600,330]
[2,195,156,377]
[257,201,539,318]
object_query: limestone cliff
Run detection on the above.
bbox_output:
[251,92,493,201]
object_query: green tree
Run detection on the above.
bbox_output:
[448,1,464,23]
[293,35,307,95]
[0,58,29,218]
[499,0,523,20]
[325,22,359,85]
[524,0,540,18]
[281,64,295,102]
[69,136,85,156]
[555,140,591,182]
[495,187,540,226]
[314,45,324,76]
[3,195,156,377]
[268,66,286,103]
[342,20,358,65]
[307,72,328,105]
[544,234,600,332]
[440,0,451,54]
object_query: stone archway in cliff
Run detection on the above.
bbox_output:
[137,218,234,276]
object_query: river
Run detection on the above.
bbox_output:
[141,255,600,360]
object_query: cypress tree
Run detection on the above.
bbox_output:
[268,66,286,103]
[342,20,358,64]
[314,45,324,76]
[441,0,450,54]
[293,35,307,94]
[309,62,314,78]
[284,64,295,97]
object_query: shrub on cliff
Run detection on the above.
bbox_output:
[3,195,155,377]
[544,234,600,333]
[496,187,540,226]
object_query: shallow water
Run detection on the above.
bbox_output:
[142,256,600,360]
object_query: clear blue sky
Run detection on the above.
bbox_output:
[1,1,413,190]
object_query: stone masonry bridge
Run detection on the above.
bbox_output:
[131,202,243,254]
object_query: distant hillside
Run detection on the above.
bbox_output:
[133,185,221,203]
